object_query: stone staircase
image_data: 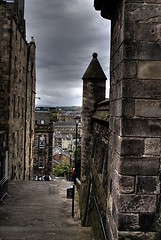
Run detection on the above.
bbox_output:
[0,180,93,240]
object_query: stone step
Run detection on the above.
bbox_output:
[0,226,93,240]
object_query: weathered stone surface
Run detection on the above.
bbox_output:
[117,157,160,176]
[110,99,122,117]
[117,213,139,231]
[135,99,161,118]
[81,53,107,238]
[137,176,160,194]
[134,23,161,42]
[117,174,135,194]
[110,81,122,101]
[85,0,161,239]
[125,41,161,60]
[120,138,144,156]
[122,98,135,118]
[125,3,161,23]
[0,3,36,180]
[111,44,124,71]
[144,138,161,156]
[138,61,161,80]
[118,231,158,240]
[109,132,121,155]
[122,79,161,99]
[118,193,157,212]
[139,213,159,231]
[122,118,161,137]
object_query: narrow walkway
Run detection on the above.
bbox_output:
[0,178,93,240]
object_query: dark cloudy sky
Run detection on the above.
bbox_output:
[25,0,111,107]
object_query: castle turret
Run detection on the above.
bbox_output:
[80,53,107,223]
[81,53,107,180]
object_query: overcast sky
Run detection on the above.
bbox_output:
[25,0,111,107]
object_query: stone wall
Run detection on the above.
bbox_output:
[24,40,36,180]
[82,100,109,240]
[0,1,36,180]
[80,54,108,239]
[80,0,161,239]
[107,1,161,239]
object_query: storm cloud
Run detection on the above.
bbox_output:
[25,0,111,106]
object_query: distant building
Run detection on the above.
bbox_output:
[0,0,36,180]
[53,122,81,151]
[52,147,74,169]
[33,111,53,176]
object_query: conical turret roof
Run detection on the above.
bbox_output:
[82,53,107,80]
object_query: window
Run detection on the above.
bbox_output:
[40,120,45,125]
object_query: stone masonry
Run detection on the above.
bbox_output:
[80,53,108,239]
[81,0,161,239]
[0,0,36,180]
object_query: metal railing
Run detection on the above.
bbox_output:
[82,178,108,240]
[93,195,108,240]
[0,177,10,204]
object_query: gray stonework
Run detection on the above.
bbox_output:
[80,54,108,239]
[80,0,161,239]
[108,1,161,238]
[0,1,36,180]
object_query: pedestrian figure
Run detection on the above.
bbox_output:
[71,168,75,182]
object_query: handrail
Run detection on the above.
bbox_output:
[93,194,108,240]
[0,177,10,204]
[82,177,108,240]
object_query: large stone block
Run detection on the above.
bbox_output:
[110,99,122,117]
[117,193,157,212]
[116,156,160,176]
[109,117,122,136]
[125,3,161,23]
[135,99,161,118]
[138,61,161,80]
[111,23,124,58]
[120,138,144,156]
[144,138,161,156]
[139,213,159,231]
[122,98,135,117]
[111,44,124,70]
[124,41,161,60]
[122,79,161,99]
[117,213,139,231]
[109,132,121,153]
[137,176,160,194]
[135,23,161,42]
[124,20,135,40]
[117,173,135,194]
[110,81,122,101]
[122,118,161,137]
[123,60,137,79]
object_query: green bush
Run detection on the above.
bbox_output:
[54,160,70,177]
